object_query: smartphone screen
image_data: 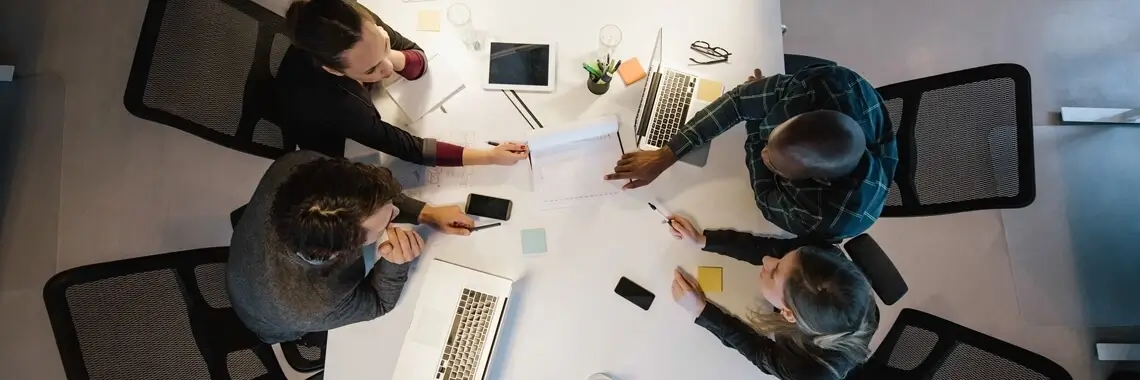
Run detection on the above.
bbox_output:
[614,277,655,311]
[465,194,512,220]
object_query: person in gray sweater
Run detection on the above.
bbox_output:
[228,151,477,343]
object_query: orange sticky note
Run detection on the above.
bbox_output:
[618,57,647,86]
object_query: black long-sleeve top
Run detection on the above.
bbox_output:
[274,12,465,163]
[693,230,866,380]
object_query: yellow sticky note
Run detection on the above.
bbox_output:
[417,10,441,32]
[695,78,724,102]
[697,266,723,293]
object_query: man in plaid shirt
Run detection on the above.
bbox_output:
[607,65,898,241]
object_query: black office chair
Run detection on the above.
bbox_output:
[230,203,327,373]
[42,247,286,380]
[847,308,1072,379]
[875,64,1035,217]
[124,0,294,159]
[843,234,907,305]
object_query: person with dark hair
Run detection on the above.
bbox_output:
[227,151,475,343]
[607,65,898,241]
[666,214,878,380]
[276,0,528,163]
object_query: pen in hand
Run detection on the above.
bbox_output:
[467,222,503,232]
[648,203,671,224]
[486,141,528,153]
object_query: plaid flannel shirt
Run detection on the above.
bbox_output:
[666,65,898,240]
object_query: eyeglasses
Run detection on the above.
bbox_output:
[689,41,731,64]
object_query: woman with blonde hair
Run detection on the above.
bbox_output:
[668,215,879,380]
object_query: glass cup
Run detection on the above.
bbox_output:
[447,3,481,51]
[598,24,622,60]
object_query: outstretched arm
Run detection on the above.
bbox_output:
[665,71,789,157]
[701,229,815,265]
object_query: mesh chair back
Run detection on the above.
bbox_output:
[851,308,1071,379]
[125,0,294,159]
[43,247,285,380]
[875,64,1034,217]
[281,332,327,372]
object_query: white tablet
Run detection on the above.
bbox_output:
[483,41,556,92]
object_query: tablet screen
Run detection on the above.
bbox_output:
[488,42,551,86]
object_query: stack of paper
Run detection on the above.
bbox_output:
[527,115,625,209]
[384,53,465,122]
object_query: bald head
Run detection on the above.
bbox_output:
[763,110,866,180]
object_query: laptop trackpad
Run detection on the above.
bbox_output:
[411,307,451,346]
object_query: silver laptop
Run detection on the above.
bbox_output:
[633,28,715,167]
[392,259,513,380]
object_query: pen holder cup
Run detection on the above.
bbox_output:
[587,78,610,95]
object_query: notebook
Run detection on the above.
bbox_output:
[527,115,624,209]
[385,53,465,121]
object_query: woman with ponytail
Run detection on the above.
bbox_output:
[276,0,528,163]
[667,215,879,380]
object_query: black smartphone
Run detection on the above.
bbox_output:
[614,277,655,311]
[465,193,513,220]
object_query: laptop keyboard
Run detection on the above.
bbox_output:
[435,288,499,380]
[645,71,696,148]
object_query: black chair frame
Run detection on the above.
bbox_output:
[43,247,284,380]
[124,0,292,159]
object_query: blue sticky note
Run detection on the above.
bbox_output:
[520,228,547,255]
[363,242,378,274]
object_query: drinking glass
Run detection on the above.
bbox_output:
[598,24,622,60]
[447,3,481,51]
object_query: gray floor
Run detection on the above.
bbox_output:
[0,0,1135,379]
[782,0,1140,124]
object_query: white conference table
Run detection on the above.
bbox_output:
[327,0,786,379]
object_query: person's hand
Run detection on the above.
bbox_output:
[465,144,529,166]
[487,143,529,165]
[380,49,406,78]
[378,227,424,264]
[672,268,707,318]
[604,148,678,189]
[667,215,706,247]
[746,68,765,83]
[418,205,475,236]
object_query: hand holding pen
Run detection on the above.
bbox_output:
[466,222,502,232]
[481,141,529,165]
[665,214,706,247]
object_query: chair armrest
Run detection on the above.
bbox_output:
[844,234,908,305]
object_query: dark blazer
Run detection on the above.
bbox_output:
[274,14,450,161]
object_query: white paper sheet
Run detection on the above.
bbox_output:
[527,115,624,209]
[384,53,465,122]
[385,129,477,197]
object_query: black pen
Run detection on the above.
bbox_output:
[486,141,528,153]
[468,222,502,232]
[647,203,670,224]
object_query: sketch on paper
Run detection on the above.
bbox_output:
[387,130,477,196]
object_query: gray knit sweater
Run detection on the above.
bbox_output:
[227,151,426,343]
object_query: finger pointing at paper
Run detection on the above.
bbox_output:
[604,148,679,189]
